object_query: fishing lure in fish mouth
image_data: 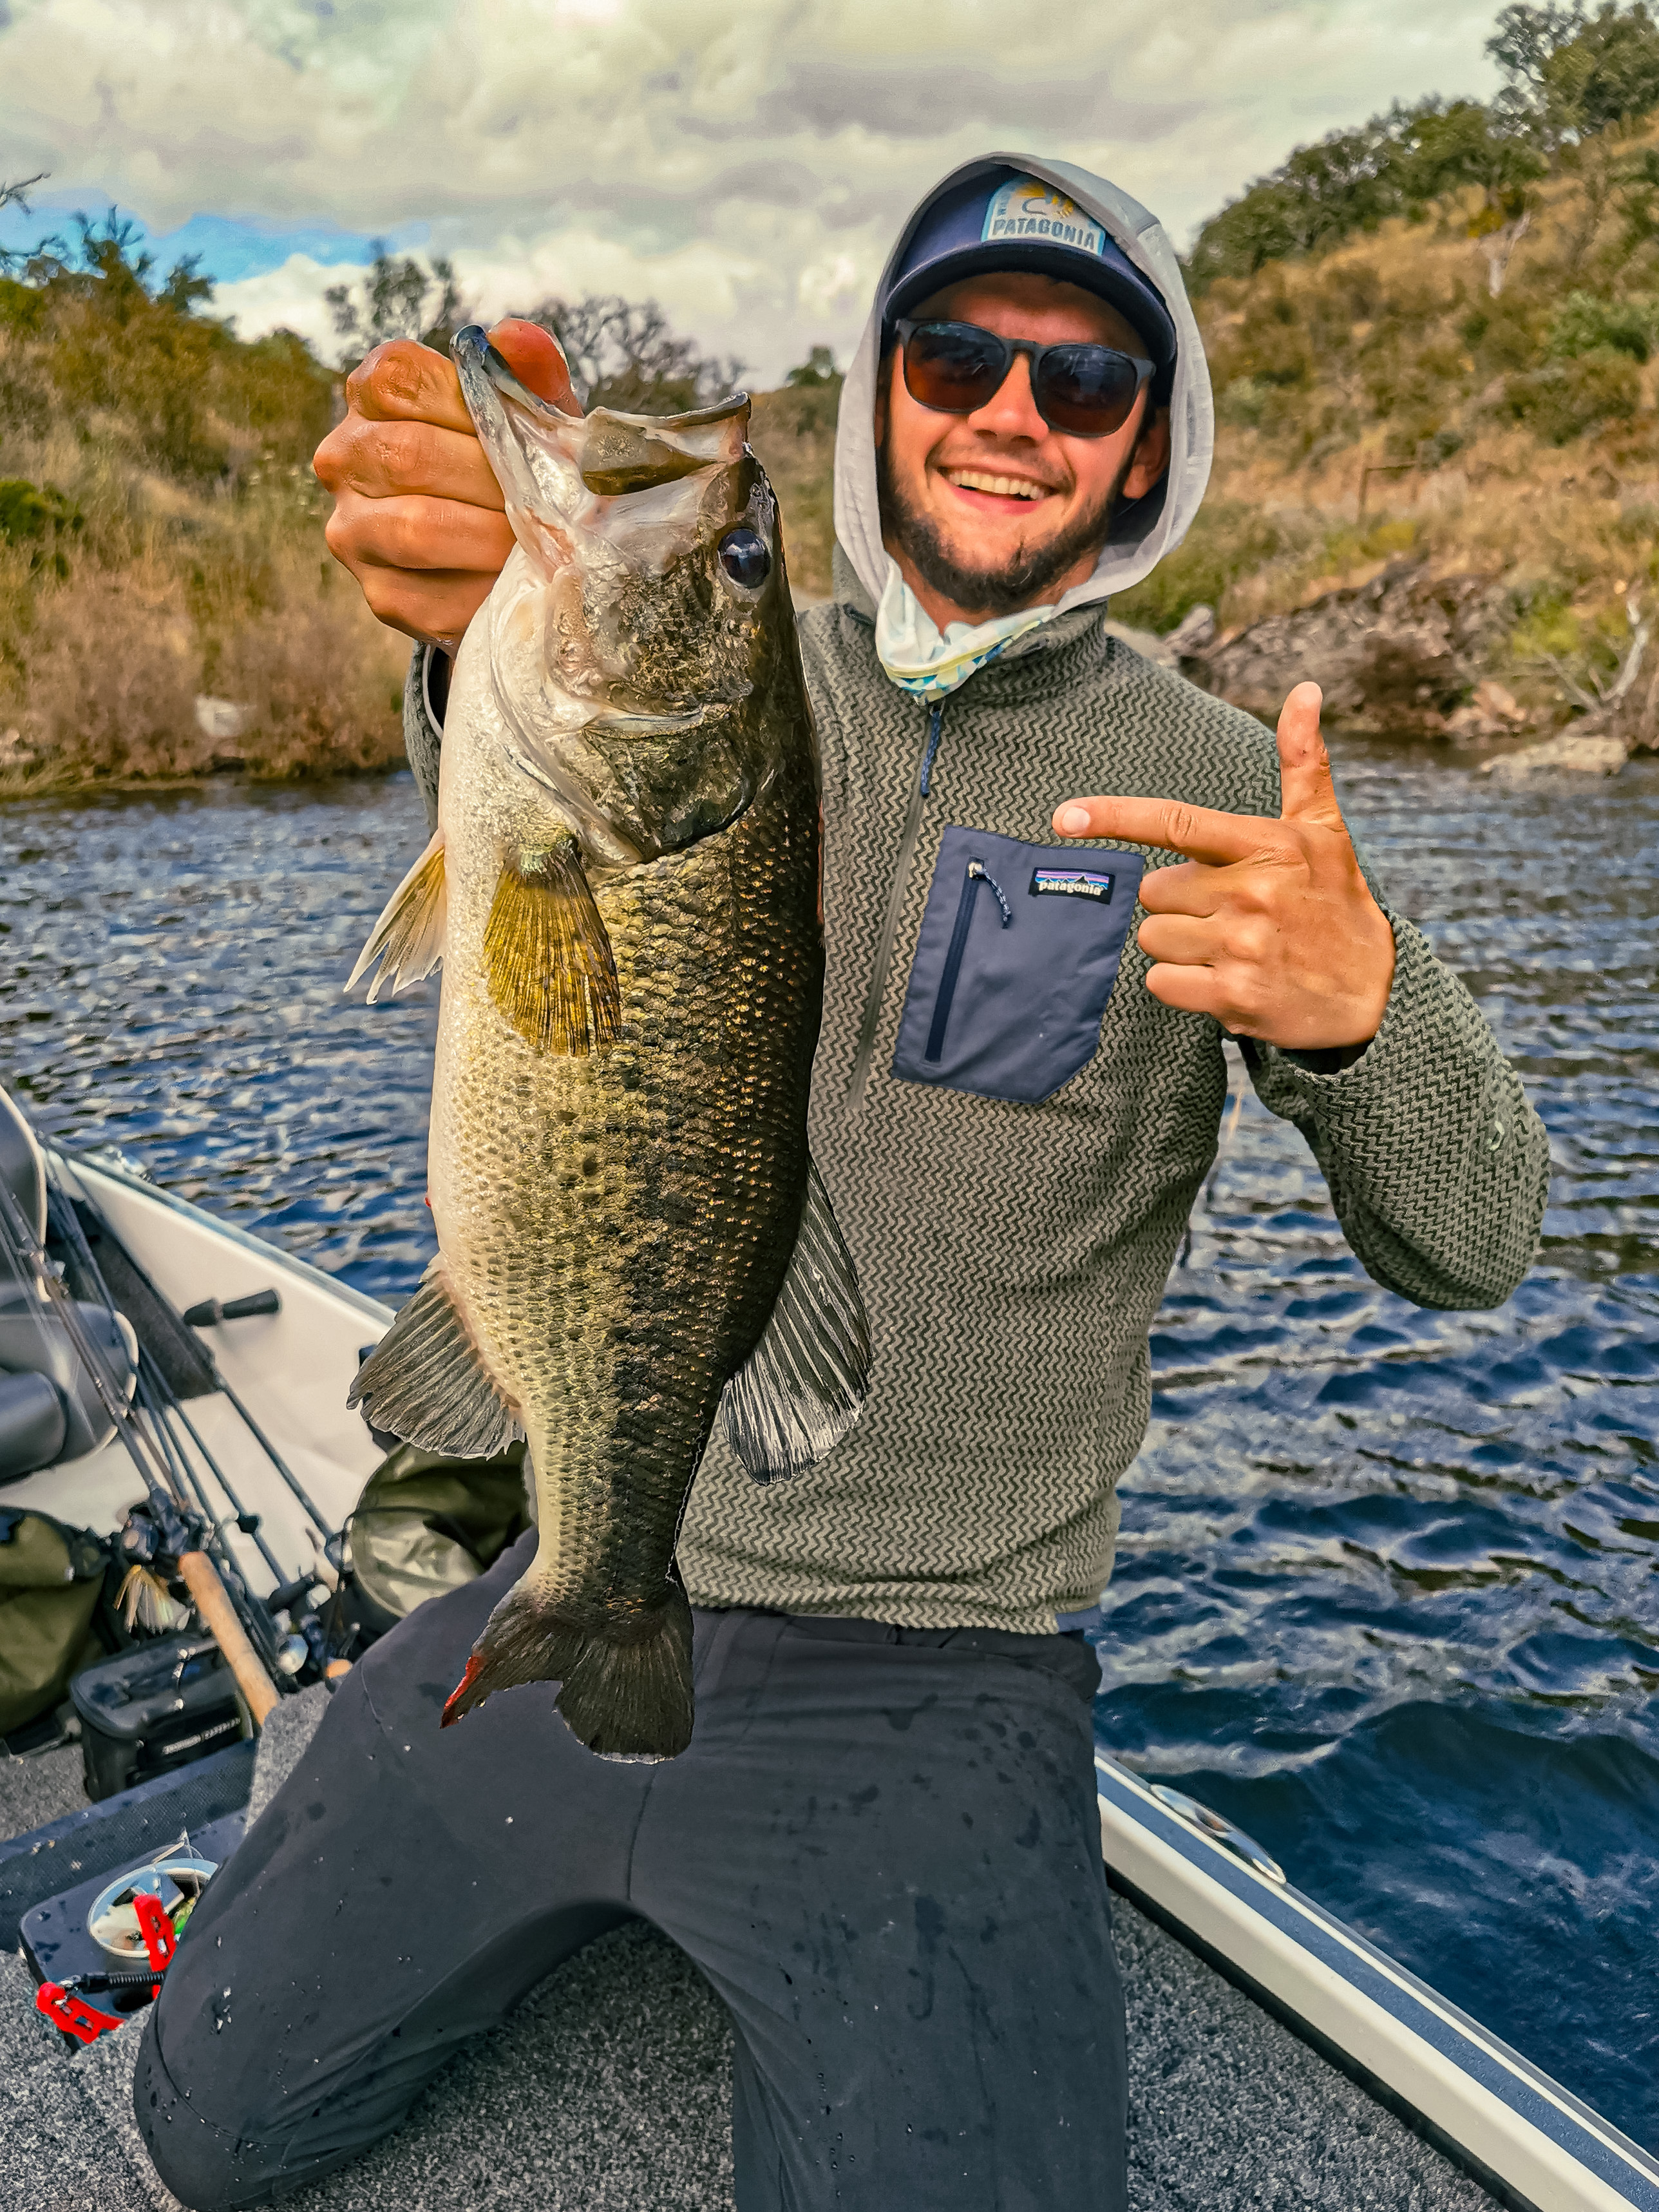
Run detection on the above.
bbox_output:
[343,324,871,1764]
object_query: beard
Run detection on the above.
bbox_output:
[876,440,1133,620]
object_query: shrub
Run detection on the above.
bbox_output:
[1548,289,1659,358]
[0,480,81,575]
[1501,345,1642,438]
[1110,503,1298,634]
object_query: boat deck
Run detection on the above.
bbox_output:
[0,1708,1499,2212]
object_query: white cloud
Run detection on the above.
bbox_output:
[212,253,354,356]
[3,0,1506,382]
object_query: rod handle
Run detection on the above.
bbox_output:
[184,1288,280,1327]
[177,1552,281,1726]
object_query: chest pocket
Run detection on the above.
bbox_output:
[891,825,1145,1105]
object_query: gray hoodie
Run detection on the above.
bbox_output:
[406,158,1550,1634]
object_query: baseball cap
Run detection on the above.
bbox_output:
[882,167,1177,376]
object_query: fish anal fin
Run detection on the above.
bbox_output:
[346,831,447,1002]
[720,1158,871,1484]
[348,1259,523,1458]
[484,836,621,1056]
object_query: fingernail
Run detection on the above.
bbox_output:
[1057,805,1090,835]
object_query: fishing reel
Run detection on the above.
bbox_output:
[114,1497,206,1637]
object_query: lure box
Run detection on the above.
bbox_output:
[70,1635,247,1802]
[22,1810,245,2017]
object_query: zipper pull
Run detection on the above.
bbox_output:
[919,701,945,796]
[967,861,1012,927]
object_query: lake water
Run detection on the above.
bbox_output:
[1,742,1655,2148]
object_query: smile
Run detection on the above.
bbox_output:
[942,469,1051,501]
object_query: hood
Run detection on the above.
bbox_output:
[832,153,1213,623]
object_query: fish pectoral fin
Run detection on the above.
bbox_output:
[348,1259,524,1458]
[484,837,621,1056]
[346,830,448,1002]
[721,1158,872,1483]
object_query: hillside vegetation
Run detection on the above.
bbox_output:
[1111,3,1659,745]
[0,223,839,792]
[0,219,410,788]
[9,3,1659,785]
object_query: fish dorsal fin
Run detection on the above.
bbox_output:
[346,831,447,1002]
[484,838,621,1056]
[348,1259,524,1458]
[720,1159,871,1484]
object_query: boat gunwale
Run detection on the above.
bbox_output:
[1098,1752,1659,2212]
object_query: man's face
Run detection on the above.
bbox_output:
[875,269,1171,623]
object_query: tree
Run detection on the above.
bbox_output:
[325,245,468,366]
[1390,96,1544,211]
[1185,100,1539,289]
[1488,2,1659,146]
[786,345,839,388]
[521,294,741,414]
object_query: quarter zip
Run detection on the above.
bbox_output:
[846,700,946,1112]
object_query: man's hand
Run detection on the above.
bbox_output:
[1051,682,1395,1051]
[313,319,578,649]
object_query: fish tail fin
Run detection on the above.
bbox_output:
[441,1573,694,1762]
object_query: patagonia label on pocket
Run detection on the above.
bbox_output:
[1029,867,1114,902]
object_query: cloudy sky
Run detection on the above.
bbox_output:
[2,0,1504,384]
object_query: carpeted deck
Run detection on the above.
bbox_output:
[0,1717,1499,2212]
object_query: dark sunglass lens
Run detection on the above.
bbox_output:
[1036,347,1141,436]
[903,324,1005,414]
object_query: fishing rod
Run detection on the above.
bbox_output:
[39,1179,298,1680]
[41,1171,295,1592]
[47,1155,336,1554]
[0,1174,281,1724]
[43,1152,350,1673]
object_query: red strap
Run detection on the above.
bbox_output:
[133,1890,177,1993]
[36,1982,124,2045]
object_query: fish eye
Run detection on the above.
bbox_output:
[717,528,770,589]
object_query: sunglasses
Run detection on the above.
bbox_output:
[894,318,1156,439]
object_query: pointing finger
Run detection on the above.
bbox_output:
[1275,682,1344,828]
[1052,794,1281,866]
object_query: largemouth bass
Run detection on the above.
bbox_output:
[346,327,869,1761]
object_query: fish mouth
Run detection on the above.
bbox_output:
[453,325,750,504]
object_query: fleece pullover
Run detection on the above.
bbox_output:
[401,153,1550,1635]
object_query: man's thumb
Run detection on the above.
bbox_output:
[487,318,582,414]
[1276,682,1341,826]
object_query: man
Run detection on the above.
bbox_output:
[136,158,1548,2211]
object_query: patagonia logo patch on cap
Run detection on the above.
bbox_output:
[1030,867,1114,901]
[983,178,1106,258]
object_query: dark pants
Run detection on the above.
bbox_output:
[135,1532,1126,2211]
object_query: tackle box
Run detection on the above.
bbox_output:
[70,1633,249,1801]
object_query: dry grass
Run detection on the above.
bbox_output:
[749,380,840,599]
[0,249,408,793]
[1112,126,1659,715]
[1,553,407,792]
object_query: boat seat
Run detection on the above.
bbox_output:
[0,1087,138,1481]
[0,1297,136,1482]
[0,1086,48,1298]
